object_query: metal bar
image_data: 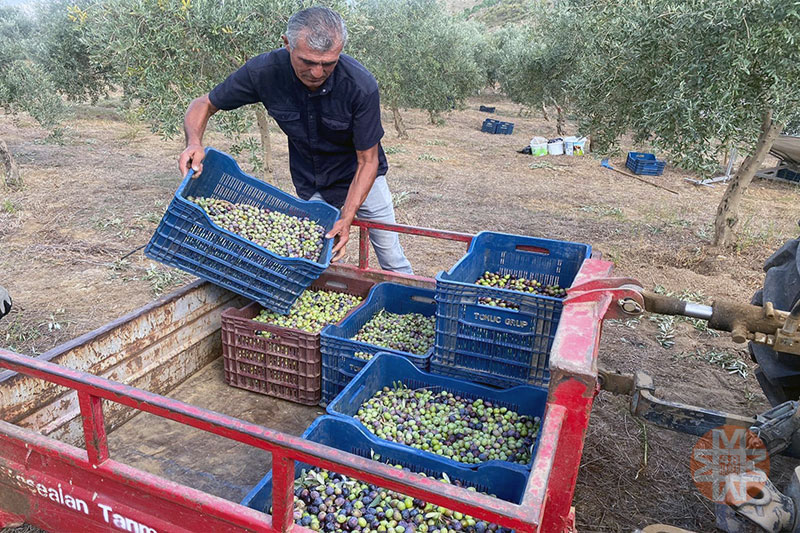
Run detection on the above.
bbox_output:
[359,225,370,269]
[77,391,109,466]
[271,455,296,533]
[542,258,615,531]
[351,219,474,243]
[0,349,541,530]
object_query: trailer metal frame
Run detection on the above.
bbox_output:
[0,219,623,533]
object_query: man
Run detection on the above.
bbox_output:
[178,6,412,274]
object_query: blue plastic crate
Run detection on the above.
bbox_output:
[320,283,435,403]
[326,352,547,470]
[433,231,591,388]
[777,167,800,183]
[241,415,530,514]
[481,118,498,133]
[626,152,666,176]
[496,122,514,135]
[145,148,339,315]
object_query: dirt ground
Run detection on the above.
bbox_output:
[2,95,800,532]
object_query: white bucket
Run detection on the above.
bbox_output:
[547,141,564,156]
[573,137,588,156]
[530,137,548,156]
[563,136,578,156]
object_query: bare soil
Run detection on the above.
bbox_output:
[2,96,799,533]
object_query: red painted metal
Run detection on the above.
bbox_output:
[540,259,615,532]
[351,218,473,271]
[78,391,109,466]
[0,222,619,533]
[0,347,549,532]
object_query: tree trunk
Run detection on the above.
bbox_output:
[553,100,565,136]
[392,106,408,139]
[255,107,274,184]
[713,108,781,247]
[0,139,21,189]
[541,102,550,122]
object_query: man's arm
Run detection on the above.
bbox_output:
[178,94,219,178]
[326,144,380,262]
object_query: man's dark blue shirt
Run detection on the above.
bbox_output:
[209,48,388,208]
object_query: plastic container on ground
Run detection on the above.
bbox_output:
[240,414,531,514]
[547,140,564,156]
[481,119,498,133]
[530,137,548,156]
[496,122,514,135]
[320,283,436,405]
[145,147,340,315]
[563,136,578,156]
[479,105,496,113]
[626,151,666,175]
[432,231,591,388]
[326,352,548,471]
[221,272,376,405]
[572,137,588,156]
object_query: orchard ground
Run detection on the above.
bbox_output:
[2,94,800,532]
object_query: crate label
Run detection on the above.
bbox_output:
[462,305,534,333]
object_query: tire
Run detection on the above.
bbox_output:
[750,235,800,406]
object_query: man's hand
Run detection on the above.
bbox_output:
[0,285,11,320]
[178,143,206,178]
[326,219,352,262]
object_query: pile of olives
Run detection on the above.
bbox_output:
[353,311,435,356]
[475,271,566,309]
[254,289,364,334]
[189,196,325,261]
[280,465,514,533]
[355,385,539,465]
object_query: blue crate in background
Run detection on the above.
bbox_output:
[320,283,435,404]
[481,118,498,133]
[145,148,339,315]
[479,105,496,113]
[432,231,591,388]
[777,167,800,183]
[626,152,666,176]
[326,353,548,470]
[241,415,530,514]
[496,122,514,135]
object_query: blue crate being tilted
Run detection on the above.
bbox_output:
[145,147,339,315]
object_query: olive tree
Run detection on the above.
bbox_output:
[75,0,330,187]
[0,6,67,188]
[349,0,485,136]
[570,0,800,246]
[494,6,582,133]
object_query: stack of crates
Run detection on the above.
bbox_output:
[432,231,591,388]
[319,283,436,405]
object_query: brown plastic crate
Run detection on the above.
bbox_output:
[221,272,375,405]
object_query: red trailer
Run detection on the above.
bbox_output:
[0,219,660,533]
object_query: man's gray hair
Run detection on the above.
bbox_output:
[286,7,348,52]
